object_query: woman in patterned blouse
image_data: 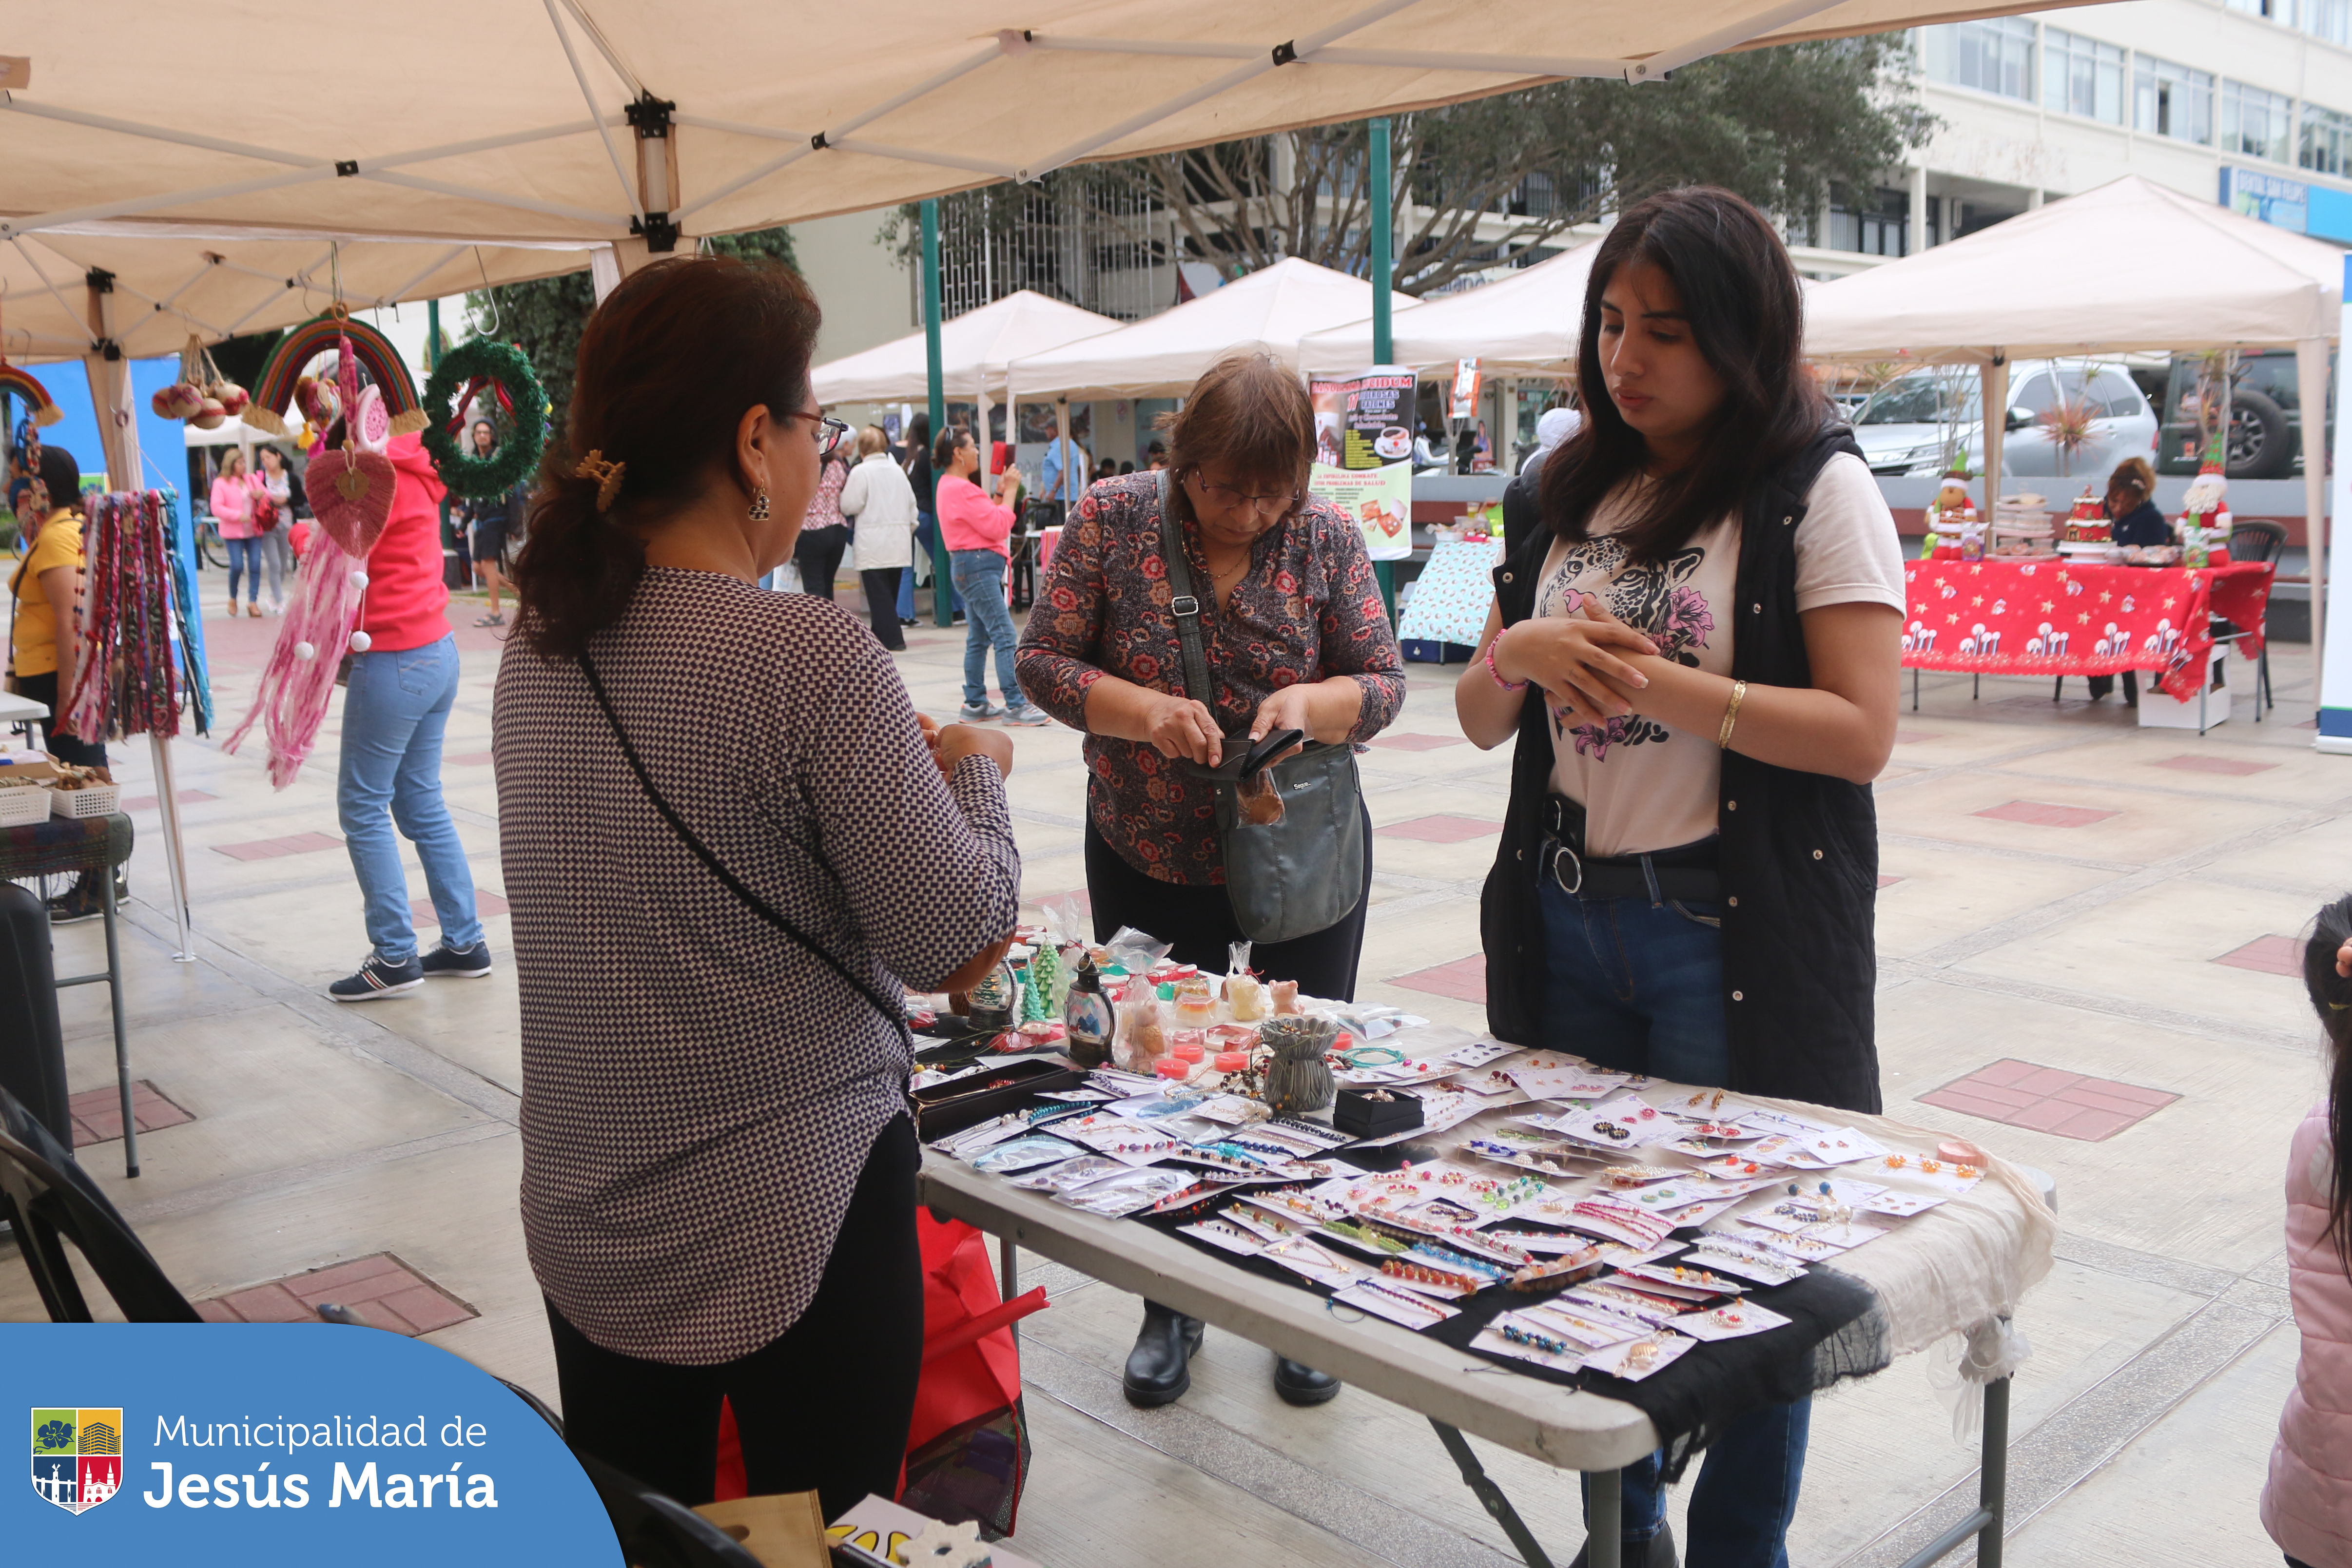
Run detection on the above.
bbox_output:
[496,255,1022,1517]
[1016,351,1406,1413]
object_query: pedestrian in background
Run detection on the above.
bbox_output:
[935,424,1046,725]
[460,420,522,627]
[255,445,300,615]
[7,446,120,922]
[211,448,265,618]
[841,425,918,652]
[2263,895,2352,1568]
[898,412,956,625]
[326,427,488,1001]
[1038,426,1089,527]
[792,430,852,601]
[1017,351,1406,1411]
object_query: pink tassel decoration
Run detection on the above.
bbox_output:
[223,532,366,789]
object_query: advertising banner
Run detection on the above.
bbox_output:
[1310,367,1416,562]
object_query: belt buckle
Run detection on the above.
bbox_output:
[1549,838,1584,897]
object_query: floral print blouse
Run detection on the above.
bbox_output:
[1016,471,1406,885]
[801,455,849,532]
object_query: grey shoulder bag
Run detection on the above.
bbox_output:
[1154,472,1365,945]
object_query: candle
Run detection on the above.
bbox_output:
[1214,1050,1249,1073]
[1154,1056,1194,1080]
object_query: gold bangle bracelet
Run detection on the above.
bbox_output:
[1718,679,1748,750]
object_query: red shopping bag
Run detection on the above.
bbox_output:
[715,1213,1046,1533]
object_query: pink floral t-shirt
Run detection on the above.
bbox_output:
[1534,453,1902,857]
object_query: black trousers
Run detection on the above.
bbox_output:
[13,671,105,770]
[1082,799,1374,1002]
[2086,670,2138,703]
[861,568,906,650]
[794,526,848,601]
[545,1115,924,1520]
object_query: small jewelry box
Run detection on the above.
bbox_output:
[1334,1085,1423,1139]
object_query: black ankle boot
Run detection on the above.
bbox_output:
[1123,1300,1205,1408]
[1272,1357,1341,1406]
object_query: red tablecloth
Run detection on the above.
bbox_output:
[1901,558,2274,702]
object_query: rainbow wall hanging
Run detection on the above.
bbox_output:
[246,313,425,439]
[0,361,62,426]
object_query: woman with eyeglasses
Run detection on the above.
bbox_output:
[1017,350,1406,1413]
[495,256,1021,1517]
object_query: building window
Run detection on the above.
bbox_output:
[2223,0,2276,16]
[2134,57,2214,144]
[2305,104,2352,177]
[2310,0,2351,45]
[1922,17,2035,100]
[2043,28,2125,123]
[1827,185,1920,256]
[2222,81,2295,162]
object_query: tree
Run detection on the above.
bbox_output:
[915,36,1932,300]
[467,226,797,434]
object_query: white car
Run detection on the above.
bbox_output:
[1851,360,2159,480]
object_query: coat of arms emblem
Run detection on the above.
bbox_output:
[32,1407,122,1514]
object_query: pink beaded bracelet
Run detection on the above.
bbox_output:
[1484,639,1528,692]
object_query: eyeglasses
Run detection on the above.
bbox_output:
[1186,470,1299,514]
[788,410,853,457]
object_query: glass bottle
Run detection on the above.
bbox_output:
[1064,956,1116,1069]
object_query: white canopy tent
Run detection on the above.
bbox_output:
[811,289,1120,481]
[3,1,2111,263]
[1803,174,2340,680]
[1009,257,1417,399]
[1299,240,1598,375]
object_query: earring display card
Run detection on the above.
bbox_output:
[1446,1040,1520,1068]
[1668,1302,1792,1342]
[1582,1331,1697,1382]
[1508,1059,1636,1101]
[1336,1279,1461,1329]
[1178,1216,1271,1257]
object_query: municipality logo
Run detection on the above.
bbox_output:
[32,1408,122,1514]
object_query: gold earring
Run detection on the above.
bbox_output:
[749,486,771,522]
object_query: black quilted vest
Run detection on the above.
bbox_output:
[1478,428,1883,1116]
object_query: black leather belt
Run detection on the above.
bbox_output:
[1541,794,1722,904]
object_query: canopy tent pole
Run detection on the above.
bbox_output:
[2297,337,2330,723]
[978,389,994,485]
[923,198,952,629]
[1979,354,2008,522]
[2320,267,2352,749]
[1370,115,1398,624]
[82,270,195,961]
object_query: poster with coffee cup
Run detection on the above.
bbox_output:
[1309,367,1415,562]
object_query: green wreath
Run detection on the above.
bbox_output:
[421,338,547,499]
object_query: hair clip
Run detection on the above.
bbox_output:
[574,449,625,511]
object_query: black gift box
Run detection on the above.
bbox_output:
[1333,1085,1423,1139]
[913,1057,1082,1141]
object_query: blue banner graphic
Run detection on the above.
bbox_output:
[4,1324,620,1564]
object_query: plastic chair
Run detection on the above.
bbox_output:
[2221,519,2287,716]
[0,1081,200,1322]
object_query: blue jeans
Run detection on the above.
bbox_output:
[224,535,262,605]
[951,548,1023,710]
[904,513,960,620]
[337,634,482,963]
[1537,875,1809,1567]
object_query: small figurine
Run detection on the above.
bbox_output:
[894,1517,993,1568]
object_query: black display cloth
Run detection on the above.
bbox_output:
[1129,1151,1891,1480]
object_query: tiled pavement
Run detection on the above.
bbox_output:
[9,586,2337,1567]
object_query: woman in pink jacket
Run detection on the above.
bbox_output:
[209,448,265,618]
[2265,896,2352,1568]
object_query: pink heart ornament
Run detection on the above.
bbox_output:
[307,447,396,556]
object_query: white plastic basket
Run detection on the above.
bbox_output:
[50,782,122,819]
[0,785,50,827]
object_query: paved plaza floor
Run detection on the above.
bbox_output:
[8,587,2334,1566]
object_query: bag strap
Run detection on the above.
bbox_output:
[1154,469,1215,710]
[578,652,914,1054]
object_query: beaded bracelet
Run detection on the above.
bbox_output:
[1484,639,1527,692]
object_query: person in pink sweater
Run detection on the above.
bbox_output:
[2265,895,2352,1568]
[209,449,265,618]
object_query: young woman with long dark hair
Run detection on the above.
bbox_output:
[494,255,1021,1516]
[1456,187,1905,1568]
[2262,894,2352,1568]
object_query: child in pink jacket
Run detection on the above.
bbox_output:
[2264,894,2352,1568]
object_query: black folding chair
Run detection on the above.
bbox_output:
[571,1451,770,1568]
[2219,518,2287,716]
[0,1081,199,1322]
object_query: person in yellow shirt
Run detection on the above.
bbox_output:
[7,445,103,768]
[7,445,118,922]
